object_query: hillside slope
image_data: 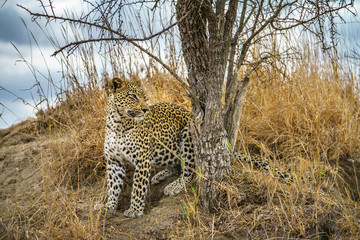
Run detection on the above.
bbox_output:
[0,119,202,239]
[1,64,360,239]
[1,114,360,239]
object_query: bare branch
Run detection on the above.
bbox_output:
[18,4,178,44]
[225,0,249,99]
[270,1,354,31]
[235,0,249,40]
[226,0,295,106]
[18,3,195,98]
[225,54,270,114]
[215,0,226,16]
[126,38,193,98]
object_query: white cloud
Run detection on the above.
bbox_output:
[0,39,63,130]
[0,99,36,129]
[0,1,108,128]
[0,41,59,74]
[15,0,86,16]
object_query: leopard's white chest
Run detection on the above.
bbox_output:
[105,124,143,167]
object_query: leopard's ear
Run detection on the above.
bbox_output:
[107,77,127,92]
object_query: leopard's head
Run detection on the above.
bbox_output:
[107,77,149,120]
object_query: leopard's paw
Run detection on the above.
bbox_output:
[123,208,143,218]
[164,181,184,196]
[151,169,174,185]
[104,202,117,213]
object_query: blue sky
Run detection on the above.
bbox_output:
[0,1,359,129]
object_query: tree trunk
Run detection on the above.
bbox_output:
[176,0,232,211]
[196,89,231,211]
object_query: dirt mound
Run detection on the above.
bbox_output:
[1,119,360,239]
[0,120,44,239]
[0,120,196,239]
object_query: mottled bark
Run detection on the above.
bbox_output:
[176,0,233,211]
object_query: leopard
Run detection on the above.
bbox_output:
[237,154,292,180]
[101,77,293,218]
[102,77,194,218]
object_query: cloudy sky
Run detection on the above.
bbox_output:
[0,0,86,129]
[0,1,359,129]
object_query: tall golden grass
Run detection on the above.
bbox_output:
[242,48,359,162]
[169,48,360,239]
[2,38,360,239]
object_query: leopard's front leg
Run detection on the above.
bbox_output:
[123,157,151,218]
[105,159,126,212]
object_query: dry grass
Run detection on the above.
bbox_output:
[1,41,360,239]
[42,87,107,187]
[242,53,359,162]
[175,48,360,239]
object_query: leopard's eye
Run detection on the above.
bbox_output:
[129,94,138,100]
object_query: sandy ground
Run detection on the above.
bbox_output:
[0,120,203,239]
